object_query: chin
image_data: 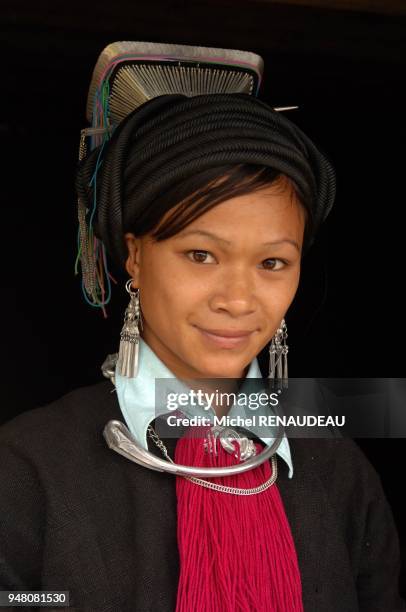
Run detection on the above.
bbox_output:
[193,356,249,379]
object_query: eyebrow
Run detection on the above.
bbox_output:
[177,229,301,252]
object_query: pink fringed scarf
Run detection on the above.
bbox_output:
[174,427,303,612]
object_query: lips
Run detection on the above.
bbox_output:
[194,325,256,349]
[197,327,254,338]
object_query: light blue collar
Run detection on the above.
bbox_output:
[114,337,293,479]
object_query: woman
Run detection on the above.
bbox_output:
[0,88,404,611]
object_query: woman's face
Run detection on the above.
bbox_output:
[124,176,305,380]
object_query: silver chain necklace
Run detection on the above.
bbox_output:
[147,425,278,496]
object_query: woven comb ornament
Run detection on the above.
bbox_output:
[74,41,298,315]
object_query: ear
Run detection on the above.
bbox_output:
[124,232,142,286]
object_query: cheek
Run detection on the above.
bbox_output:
[137,261,168,325]
[283,272,301,304]
[139,257,203,327]
[261,274,300,329]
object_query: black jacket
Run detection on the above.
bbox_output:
[0,380,405,611]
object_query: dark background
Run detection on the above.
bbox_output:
[1,0,405,596]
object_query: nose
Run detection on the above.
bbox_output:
[208,269,257,317]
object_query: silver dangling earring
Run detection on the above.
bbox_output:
[116,279,143,378]
[268,318,288,392]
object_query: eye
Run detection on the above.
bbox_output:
[186,250,216,264]
[261,258,287,271]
